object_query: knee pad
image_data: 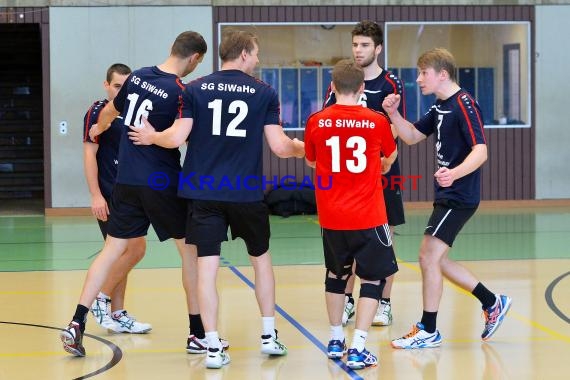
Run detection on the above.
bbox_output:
[359,282,383,301]
[325,275,347,294]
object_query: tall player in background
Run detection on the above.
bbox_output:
[83,63,151,334]
[129,29,305,369]
[60,31,220,357]
[306,59,398,369]
[323,20,406,327]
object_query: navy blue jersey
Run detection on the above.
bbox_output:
[83,99,121,199]
[178,70,280,202]
[112,66,184,188]
[414,89,486,207]
[323,70,405,177]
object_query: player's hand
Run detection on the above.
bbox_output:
[293,137,305,158]
[89,124,102,141]
[381,157,392,174]
[382,94,401,117]
[128,117,156,145]
[434,166,456,187]
[91,194,109,221]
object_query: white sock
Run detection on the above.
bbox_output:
[330,325,344,341]
[205,331,222,350]
[262,316,275,337]
[351,329,368,352]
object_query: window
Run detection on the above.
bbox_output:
[219,22,531,129]
[385,22,531,128]
[219,23,355,130]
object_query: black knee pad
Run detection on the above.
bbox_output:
[325,276,347,294]
[359,282,383,300]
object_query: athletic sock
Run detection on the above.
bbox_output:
[472,282,497,310]
[420,310,438,333]
[205,331,222,350]
[330,325,344,341]
[72,304,89,332]
[350,329,367,352]
[262,316,275,337]
[189,314,205,339]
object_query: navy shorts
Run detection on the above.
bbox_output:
[424,201,477,247]
[322,224,399,281]
[186,200,270,257]
[107,184,186,241]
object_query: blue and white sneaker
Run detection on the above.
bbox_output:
[391,322,442,349]
[482,294,512,341]
[327,339,347,359]
[346,348,378,369]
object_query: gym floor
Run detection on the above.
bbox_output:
[0,204,569,379]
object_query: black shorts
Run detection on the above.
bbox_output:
[186,200,270,257]
[424,201,477,247]
[383,185,405,227]
[322,225,398,281]
[97,218,108,239]
[96,196,111,239]
[106,184,186,241]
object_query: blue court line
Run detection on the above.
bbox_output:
[220,257,364,380]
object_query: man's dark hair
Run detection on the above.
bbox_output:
[106,63,131,82]
[171,31,207,58]
[351,20,384,47]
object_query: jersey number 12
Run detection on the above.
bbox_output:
[208,99,248,137]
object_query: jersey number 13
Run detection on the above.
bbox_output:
[325,136,367,173]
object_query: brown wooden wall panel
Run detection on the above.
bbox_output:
[215,5,535,201]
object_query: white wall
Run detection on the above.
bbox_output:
[49,6,213,207]
[535,6,570,199]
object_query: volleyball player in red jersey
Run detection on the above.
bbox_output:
[305,59,398,370]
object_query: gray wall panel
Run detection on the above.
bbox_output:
[49,6,213,207]
[535,5,570,199]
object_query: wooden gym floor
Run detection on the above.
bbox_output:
[0,202,569,379]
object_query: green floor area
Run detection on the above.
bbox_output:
[1,207,569,272]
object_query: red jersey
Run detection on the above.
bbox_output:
[305,104,396,230]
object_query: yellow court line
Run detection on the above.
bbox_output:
[396,258,570,343]
[0,351,73,357]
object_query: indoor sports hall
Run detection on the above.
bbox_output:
[1,2,570,380]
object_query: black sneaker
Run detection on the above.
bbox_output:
[60,321,86,357]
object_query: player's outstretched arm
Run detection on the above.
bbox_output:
[264,124,305,158]
[128,117,192,149]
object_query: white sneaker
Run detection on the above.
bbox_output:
[90,297,117,330]
[111,311,152,334]
[391,322,442,349]
[205,347,230,369]
[186,335,230,354]
[372,301,393,326]
[341,297,355,326]
[261,330,287,355]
